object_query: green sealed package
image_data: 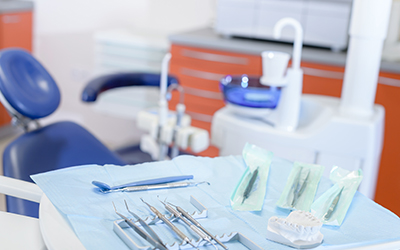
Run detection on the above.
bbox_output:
[230,143,273,211]
[276,162,324,211]
[311,166,363,226]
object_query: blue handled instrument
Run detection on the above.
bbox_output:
[92,175,194,193]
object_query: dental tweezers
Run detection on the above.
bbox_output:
[291,168,310,207]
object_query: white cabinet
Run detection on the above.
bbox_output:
[255,0,305,40]
[215,0,353,50]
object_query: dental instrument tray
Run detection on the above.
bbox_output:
[113,196,262,250]
[219,74,281,109]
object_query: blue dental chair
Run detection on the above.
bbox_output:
[0,48,178,217]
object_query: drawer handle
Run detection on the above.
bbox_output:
[302,67,344,79]
[2,15,21,24]
[185,111,213,123]
[183,86,224,100]
[378,76,400,88]
[303,67,400,87]
[181,68,226,81]
[182,49,249,65]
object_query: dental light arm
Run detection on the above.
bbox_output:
[339,0,392,118]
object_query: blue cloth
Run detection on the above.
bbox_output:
[31,155,400,250]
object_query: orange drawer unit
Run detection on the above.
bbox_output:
[169,44,263,157]
[0,1,33,127]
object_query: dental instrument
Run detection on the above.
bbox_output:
[291,169,310,207]
[140,198,199,249]
[230,144,273,212]
[92,175,194,192]
[277,162,324,211]
[113,196,261,249]
[311,166,362,226]
[98,181,209,194]
[158,197,218,249]
[158,53,172,161]
[123,200,165,246]
[241,167,259,204]
[166,201,229,250]
[323,187,344,221]
[136,52,210,160]
[166,84,185,159]
[112,202,168,250]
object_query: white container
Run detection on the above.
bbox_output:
[260,51,290,86]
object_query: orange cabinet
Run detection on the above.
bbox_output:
[0,8,33,127]
[0,11,32,51]
[169,42,400,216]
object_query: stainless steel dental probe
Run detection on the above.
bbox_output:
[158,197,218,250]
[140,198,199,250]
[112,202,168,250]
[167,201,229,250]
[323,186,344,221]
[124,200,165,246]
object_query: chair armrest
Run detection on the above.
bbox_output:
[0,175,43,203]
[81,72,179,102]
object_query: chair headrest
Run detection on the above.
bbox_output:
[0,48,60,119]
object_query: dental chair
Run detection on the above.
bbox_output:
[0,48,178,217]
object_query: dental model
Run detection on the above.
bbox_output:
[266,210,323,248]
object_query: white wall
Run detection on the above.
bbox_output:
[33,0,215,35]
[32,0,216,149]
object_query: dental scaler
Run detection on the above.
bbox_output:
[140,198,199,249]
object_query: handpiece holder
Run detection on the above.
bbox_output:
[139,53,210,160]
[261,18,304,132]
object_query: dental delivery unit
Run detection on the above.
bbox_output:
[212,0,391,201]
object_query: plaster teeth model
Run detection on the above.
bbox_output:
[266,210,323,248]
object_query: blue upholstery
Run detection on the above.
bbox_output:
[0,48,178,218]
[3,121,126,217]
[82,72,178,102]
[0,49,61,119]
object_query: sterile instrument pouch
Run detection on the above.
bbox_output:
[230,143,273,211]
[277,162,324,211]
[311,166,363,226]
